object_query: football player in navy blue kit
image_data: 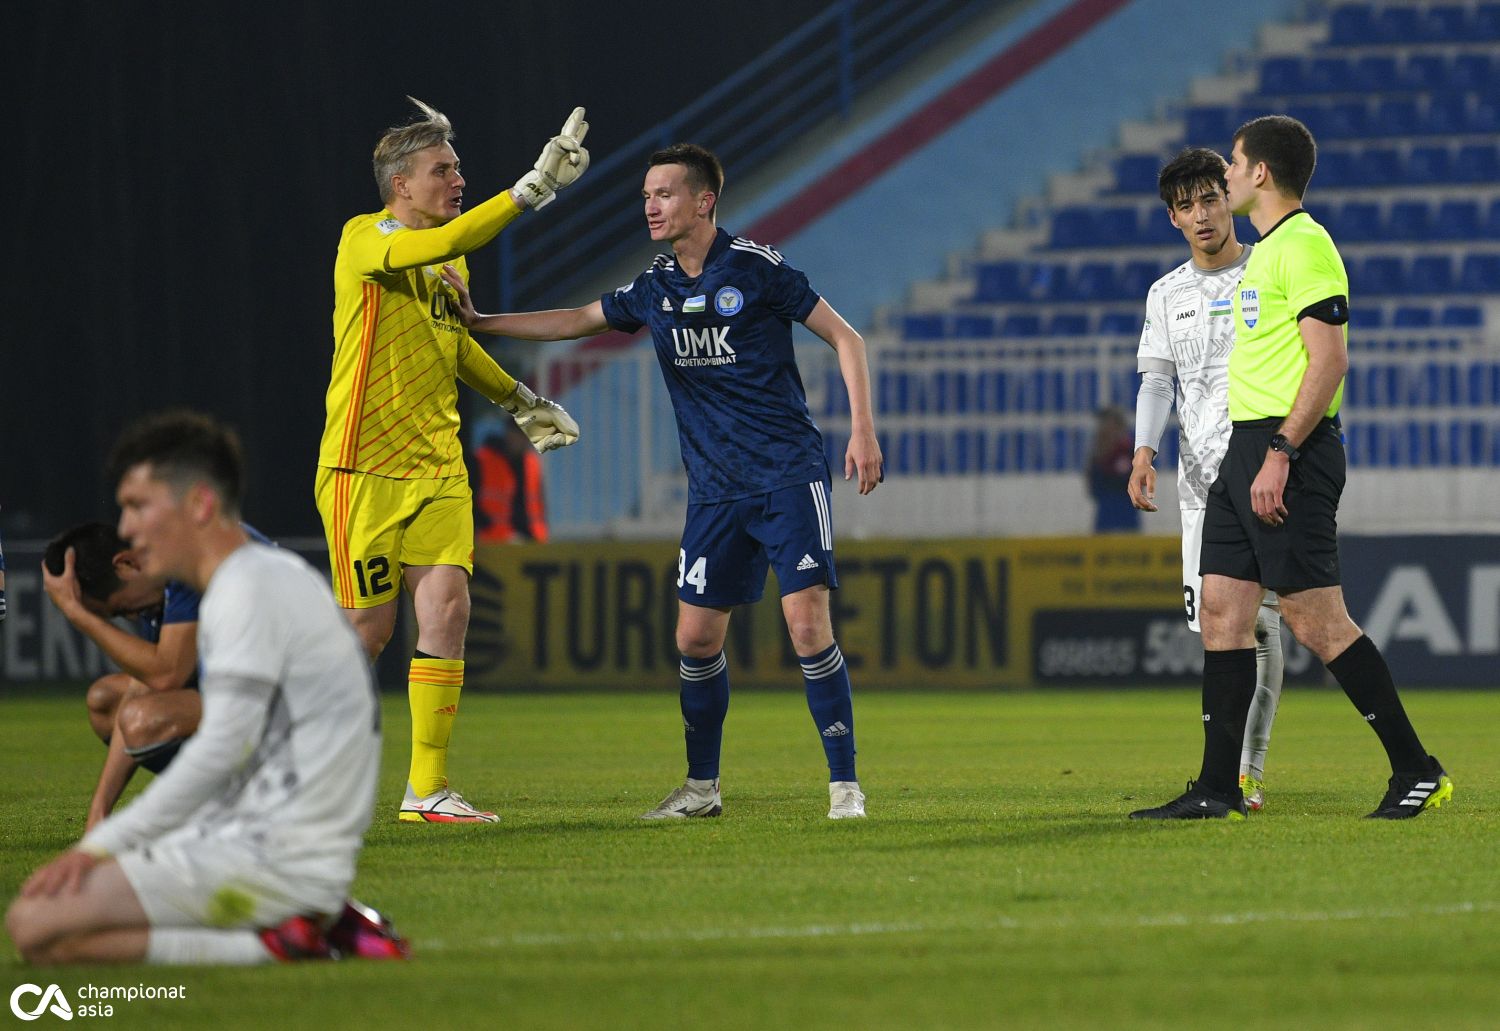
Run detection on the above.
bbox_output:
[443,143,883,819]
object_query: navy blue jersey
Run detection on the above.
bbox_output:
[134,524,270,664]
[601,229,827,503]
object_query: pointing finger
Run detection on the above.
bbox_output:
[561,107,588,142]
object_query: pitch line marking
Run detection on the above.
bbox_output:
[420,899,1499,952]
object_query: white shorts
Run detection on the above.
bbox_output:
[1181,506,1278,634]
[116,826,351,929]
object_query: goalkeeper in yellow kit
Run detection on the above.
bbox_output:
[317,98,586,823]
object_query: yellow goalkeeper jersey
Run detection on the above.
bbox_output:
[319,196,523,479]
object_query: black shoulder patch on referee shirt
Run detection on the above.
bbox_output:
[1298,295,1349,325]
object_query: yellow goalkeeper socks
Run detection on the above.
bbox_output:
[408,657,464,797]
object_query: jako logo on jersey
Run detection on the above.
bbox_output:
[714,286,744,316]
[1175,309,1197,320]
[10,983,73,1021]
[683,294,706,313]
[672,327,736,366]
[1240,288,1259,328]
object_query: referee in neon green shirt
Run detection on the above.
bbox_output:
[1132,116,1453,821]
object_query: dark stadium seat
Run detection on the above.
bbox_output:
[1114,154,1160,194]
[1432,200,1480,241]
[1419,5,1469,42]
[1357,256,1403,297]
[974,261,1025,302]
[1185,106,1234,145]
[902,313,946,340]
[1453,143,1499,184]
[1031,264,1072,302]
[1315,148,1357,187]
[1046,313,1090,337]
[1458,254,1500,292]
[1425,94,1469,136]
[1352,55,1398,94]
[1487,200,1500,240]
[1096,207,1138,246]
[1441,305,1483,329]
[1336,201,1382,242]
[1401,54,1448,93]
[1049,207,1095,248]
[1386,201,1430,241]
[1072,263,1119,302]
[1098,311,1139,336]
[1393,305,1435,328]
[1118,261,1161,299]
[1304,58,1350,94]
[1356,145,1402,187]
[1451,53,1494,93]
[999,313,1042,338]
[1323,100,1370,139]
[1373,98,1419,138]
[1327,3,1378,45]
[951,313,996,338]
[1348,305,1383,330]
[1476,4,1500,41]
[1376,6,1421,46]
[1469,96,1500,134]
[1139,210,1184,246]
[1259,56,1303,95]
[1409,256,1454,295]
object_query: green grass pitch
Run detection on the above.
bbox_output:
[1,686,1496,1029]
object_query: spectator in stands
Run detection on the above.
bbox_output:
[472,417,548,543]
[1086,407,1139,532]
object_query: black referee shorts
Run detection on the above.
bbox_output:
[1201,417,1345,593]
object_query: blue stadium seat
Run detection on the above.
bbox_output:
[1303,58,1348,94]
[1373,99,1419,138]
[1451,53,1494,93]
[1419,5,1469,42]
[1072,263,1119,302]
[951,313,996,338]
[1031,263,1073,302]
[977,370,1010,413]
[1387,201,1431,241]
[1401,54,1448,93]
[1488,200,1500,240]
[1096,207,1138,246]
[934,371,971,413]
[1458,254,1500,292]
[1050,207,1095,249]
[1404,146,1452,185]
[1139,210,1183,246]
[1118,261,1161,298]
[1409,256,1453,295]
[999,313,1042,338]
[1352,55,1398,93]
[1468,362,1500,404]
[1357,146,1402,187]
[1259,56,1303,94]
[1433,200,1480,241]
[1358,256,1403,296]
[1479,4,1500,40]
[1185,106,1234,145]
[974,261,1025,302]
[1349,305,1384,330]
[1098,311,1139,336]
[1393,305,1435,328]
[1425,94,1469,136]
[878,371,910,413]
[1315,149,1357,187]
[1046,313,1090,337]
[1322,100,1369,139]
[902,314,946,340]
[1376,6,1421,46]
[1336,201,1381,242]
[1115,154,1161,194]
[1454,143,1499,184]
[1442,305,1482,329]
[1328,3,1377,44]
[1070,369,1100,411]
[1470,96,1500,134]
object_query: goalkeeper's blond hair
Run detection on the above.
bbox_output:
[373,97,455,203]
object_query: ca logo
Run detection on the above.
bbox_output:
[9,983,73,1021]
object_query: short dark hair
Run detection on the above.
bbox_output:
[44,522,128,603]
[647,143,725,200]
[107,410,244,514]
[1157,147,1229,207]
[1234,115,1317,199]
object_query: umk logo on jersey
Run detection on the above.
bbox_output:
[672,326,736,367]
[1240,288,1259,328]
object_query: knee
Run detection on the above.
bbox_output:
[116,697,168,751]
[86,675,129,719]
[676,626,723,658]
[6,898,49,962]
[785,619,831,657]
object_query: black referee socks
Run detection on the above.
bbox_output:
[1198,648,1257,795]
[1327,634,1429,773]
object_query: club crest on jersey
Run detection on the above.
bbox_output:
[1240,288,1259,328]
[376,217,404,235]
[714,286,744,316]
[683,294,707,313]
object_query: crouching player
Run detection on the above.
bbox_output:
[7,411,402,964]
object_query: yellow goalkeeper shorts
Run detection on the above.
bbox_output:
[315,468,474,609]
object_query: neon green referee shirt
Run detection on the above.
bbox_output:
[1229,210,1348,420]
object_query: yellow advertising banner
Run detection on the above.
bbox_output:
[466,536,1188,690]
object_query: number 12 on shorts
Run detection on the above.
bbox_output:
[678,550,708,595]
[353,556,393,598]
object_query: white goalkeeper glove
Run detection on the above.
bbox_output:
[513,107,590,211]
[501,381,580,454]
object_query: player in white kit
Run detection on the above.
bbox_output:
[6,411,393,964]
[1127,148,1285,810]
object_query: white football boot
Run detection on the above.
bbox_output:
[398,783,499,823]
[640,778,722,819]
[828,781,866,820]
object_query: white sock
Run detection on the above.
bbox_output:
[1241,603,1286,778]
[147,928,272,965]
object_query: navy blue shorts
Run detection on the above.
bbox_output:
[677,479,839,607]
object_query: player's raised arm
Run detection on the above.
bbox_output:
[441,265,611,340]
[804,298,883,494]
[380,107,591,273]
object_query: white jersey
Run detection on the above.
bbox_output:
[1136,245,1252,509]
[85,542,379,884]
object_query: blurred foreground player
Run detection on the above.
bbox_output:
[444,143,883,819]
[1127,148,1284,810]
[317,98,586,822]
[1131,117,1451,821]
[7,411,402,964]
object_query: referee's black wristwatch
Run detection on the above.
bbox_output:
[1269,434,1300,461]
